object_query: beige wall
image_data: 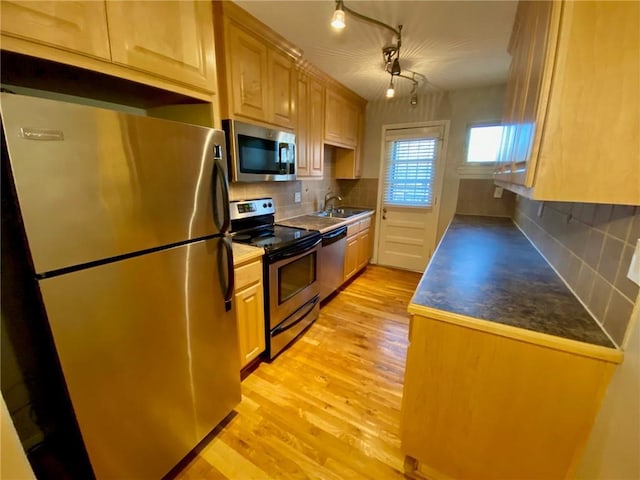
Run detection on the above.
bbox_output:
[1,395,36,480]
[354,84,506,241]
[576,308,639,479]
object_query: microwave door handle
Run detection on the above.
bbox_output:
[278,143,287,173]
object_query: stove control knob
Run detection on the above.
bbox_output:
[263,203,267,208]
[268,202,273,207]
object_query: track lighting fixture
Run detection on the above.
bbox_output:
[330,0,428,105]
[331,1,345,29]
[386,77,395,98]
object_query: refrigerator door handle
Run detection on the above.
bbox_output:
[219,236,234,312]
[212,149,231,233]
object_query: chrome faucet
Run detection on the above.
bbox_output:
[324,192,343,211]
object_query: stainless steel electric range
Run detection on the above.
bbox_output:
[230,198,321,359]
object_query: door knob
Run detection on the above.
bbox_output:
[382,207,387,220]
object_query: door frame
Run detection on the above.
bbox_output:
[372,120,450,266]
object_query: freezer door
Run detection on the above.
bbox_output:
[0,93,230,274]
[38,237,240,479]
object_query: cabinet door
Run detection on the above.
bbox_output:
[269,49,295,128]
[1,1,110,60]
[344,235,359,281]
[308,77,325,177]
[324,89,344,144]
[106,1,216,91]
[343,100,359,146]
[226,22,269,121]
[235,281,265,368]
[357,228,371,269]
[296,74,310,176]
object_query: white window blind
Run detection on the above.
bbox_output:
[383,129,440,207]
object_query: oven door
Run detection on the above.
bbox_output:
[268,238,321,330]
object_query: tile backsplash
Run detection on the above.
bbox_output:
[514,197,639,345]
[456,179,516,218]
[337,178,379,209]
[229,146,339,221]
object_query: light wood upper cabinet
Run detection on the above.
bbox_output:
[226,22,270,121]
[296,72,324,177]
[1,0,219,99]
[105,1,216,91]
[0,1,110,60]
[308,78,325,176]
[324,89,344,144]
[269,49,295,129]
[296,75,310,177]
[215,3,298,129]
[324,87,363,149]
[497,0,640,205]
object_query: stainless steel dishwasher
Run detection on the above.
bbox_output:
[318,226,347,301]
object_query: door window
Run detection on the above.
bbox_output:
[383,126,443,208]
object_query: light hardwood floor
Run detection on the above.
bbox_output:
[170,265,422,480]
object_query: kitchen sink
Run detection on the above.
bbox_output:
[313,207,369,218]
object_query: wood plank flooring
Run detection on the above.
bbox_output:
[171,265,422,480]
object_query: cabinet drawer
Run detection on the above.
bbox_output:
[360,216,371,230]
[234,259,262,290]
[346,221,361,238]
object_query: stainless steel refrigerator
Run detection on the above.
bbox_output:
[0,93,240,479]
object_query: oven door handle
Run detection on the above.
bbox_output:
[268,237,321,263]
[272,295,320,336]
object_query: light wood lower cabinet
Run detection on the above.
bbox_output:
[234,257,265,368]
[401,310,621,479]
[343,216,373,282]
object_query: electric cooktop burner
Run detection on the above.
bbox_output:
[232,225,315,252]
[229,197,321,254]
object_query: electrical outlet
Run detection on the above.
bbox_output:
[493,187,503,199]
[294,191,301,203]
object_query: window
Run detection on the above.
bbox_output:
[384,137,438,207]
[465,124,504,164]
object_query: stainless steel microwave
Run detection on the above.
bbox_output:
[222,119,296,182]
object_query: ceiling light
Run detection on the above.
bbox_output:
[391,58,401,75]
[331,2,345,29]
[386,77,395,98]
[410,78,418,105]
[329,1,429,103]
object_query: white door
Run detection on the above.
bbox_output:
[375,122,448,272]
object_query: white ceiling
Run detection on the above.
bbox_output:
[234,0,518,102]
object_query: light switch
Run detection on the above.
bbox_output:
[493,187,503,199]
[627,239,640,286]
[294,191,301,203]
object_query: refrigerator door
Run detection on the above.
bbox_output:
[0,93,230,274]
[38,237,240,479]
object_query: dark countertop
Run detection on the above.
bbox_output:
[410,215,614,348]
[278,209,374,234]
